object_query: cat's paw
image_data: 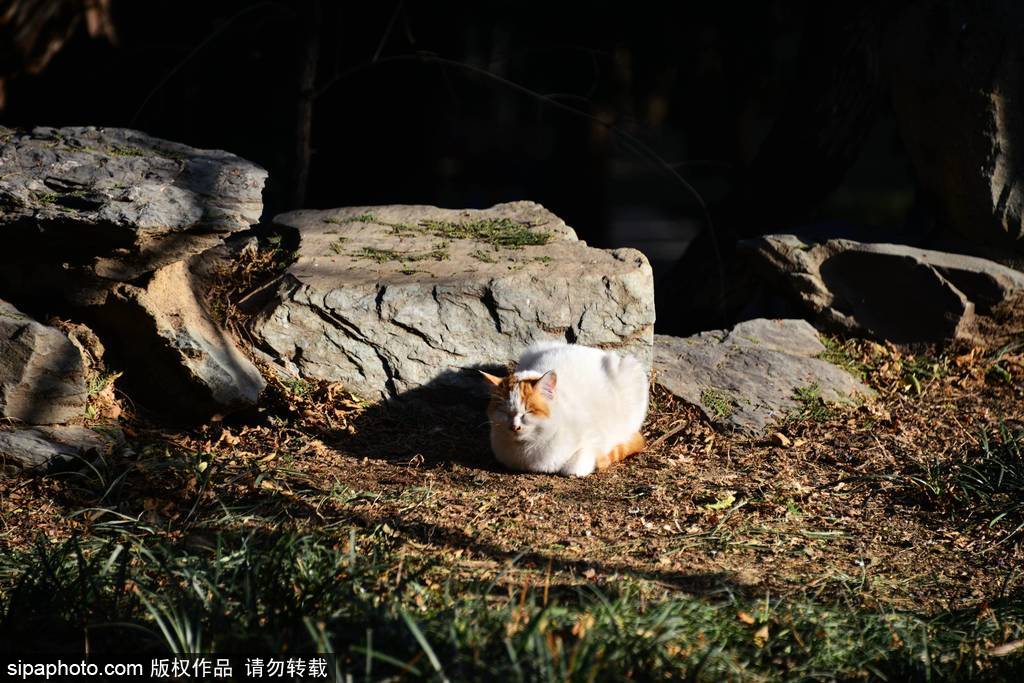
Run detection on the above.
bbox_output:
[558,456,595,478]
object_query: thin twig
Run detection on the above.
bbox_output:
[649,419,688,451]
[373,0,404,63]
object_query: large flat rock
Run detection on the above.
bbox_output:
[252,202,655,401]
[0,126,267,303]
[0,299,87,424]
[654,319,873,433]
[740,235,1024,344]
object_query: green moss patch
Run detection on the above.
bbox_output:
[419,217,549,248]
[701,387,734,420]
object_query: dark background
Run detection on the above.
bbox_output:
[0,0,917,330]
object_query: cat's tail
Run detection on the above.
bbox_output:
[596,431,646,471]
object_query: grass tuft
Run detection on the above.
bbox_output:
[470,249,498,264]
[790,384,834,422]
[901,354,947,395]
[328,237,347,255]
[2,531,1023,680]
[903,423,1024,541]
[818,335,869,380]
[354,247,401,263]
[32,190,58,206]
[353,243,449,263]
[87,371,119,398]
[419,217,549,248]
[700,388,733,420]
[107,144,147,157]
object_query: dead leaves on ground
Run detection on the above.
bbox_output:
[2,331,1023,615]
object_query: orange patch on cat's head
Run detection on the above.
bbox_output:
[479,370,553,418]
[517,380,551,417]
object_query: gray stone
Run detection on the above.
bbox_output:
[654,319,873,433]
[740,235,1024,344]
[0,126,267,304]
[0,299,87,424]
[93,260,265,417]
[0,425,115,472]
[251,202,655,402]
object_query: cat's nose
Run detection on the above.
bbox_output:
[510,424,522,432]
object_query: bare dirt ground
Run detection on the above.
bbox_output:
[4,334,1023,622]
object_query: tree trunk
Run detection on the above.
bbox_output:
[289,0,320,210]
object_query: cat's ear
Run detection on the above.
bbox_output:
[536,370,557,399]
[478,370,504,387]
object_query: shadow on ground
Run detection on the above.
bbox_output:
[309,366,505,471]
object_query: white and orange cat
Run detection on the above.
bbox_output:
[480,341,649,477]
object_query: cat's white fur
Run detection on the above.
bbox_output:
[488,341,649,477]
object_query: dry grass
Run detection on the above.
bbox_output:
[2,246,1024,676]
[3,335,1023,602]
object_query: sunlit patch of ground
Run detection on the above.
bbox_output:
[2,333,1024,678]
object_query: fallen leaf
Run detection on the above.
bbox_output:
[704,492,736,510]
[737,611,755,625]
[990,640,1024,657]
[218,428,239,446]
[770,432,791,448]
[754,625,769,647]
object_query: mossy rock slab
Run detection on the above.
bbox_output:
[654,319,873,433]
[252,202,655,403]
[0,126,266,304]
